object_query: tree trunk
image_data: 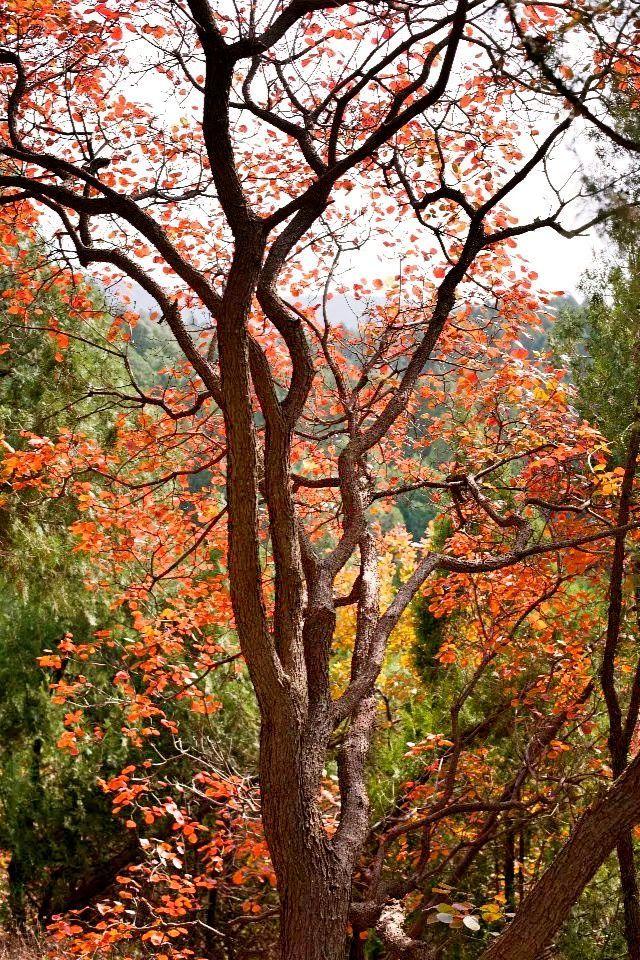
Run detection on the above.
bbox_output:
[278,878,350,960]
[618,832,640,960]
[7,854,26,933]
[260,722,353,960]
[599,393,640,960]
[518,825,526,904]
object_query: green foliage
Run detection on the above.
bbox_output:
[127,309,183,387]
[0,254,134,925]
[552,254,640,460]
[0,250,261,930]
[557,858,626,960]
[398,488,437,541]
[0,258,117,447]
[412,595,445,682]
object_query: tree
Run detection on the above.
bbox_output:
[2,1,640,959]
[553,221,640,958]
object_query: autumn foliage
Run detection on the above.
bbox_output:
[2,1,640,959]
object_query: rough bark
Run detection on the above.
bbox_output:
[260,723,353,960]
[618,833,640,960]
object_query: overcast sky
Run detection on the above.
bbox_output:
[503,128,610,299]
[509,180,603,299]
[510,219,599,300]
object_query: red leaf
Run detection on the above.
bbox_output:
[95,3,120,19]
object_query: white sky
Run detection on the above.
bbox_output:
[500,126,614,299]
[508,148,605,299]
[513,228,598,299]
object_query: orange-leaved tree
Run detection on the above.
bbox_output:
[2,1,640,959]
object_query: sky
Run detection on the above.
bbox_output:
[513,224,600,299]
[508,173,604,300]
[503,127,612,299]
